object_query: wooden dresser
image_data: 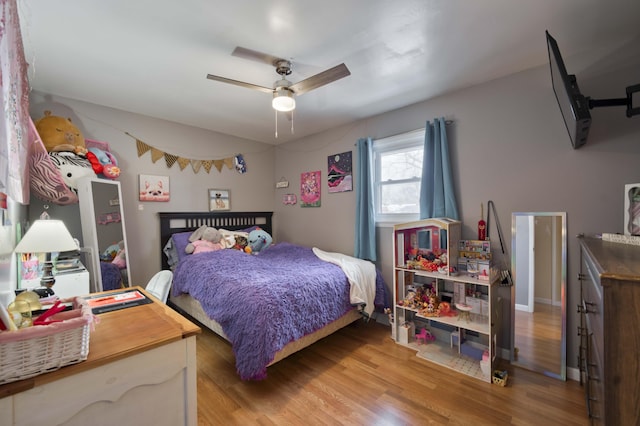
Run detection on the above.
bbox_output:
[0,287,201,426]
[578,237,640,425]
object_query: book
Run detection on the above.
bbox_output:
[601,233,640,246]
[85,289,152,314]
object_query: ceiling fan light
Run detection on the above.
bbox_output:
[272,88,295,112]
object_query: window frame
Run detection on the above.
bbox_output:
[372,129,425,225]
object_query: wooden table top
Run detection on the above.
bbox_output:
[0,286,201,398]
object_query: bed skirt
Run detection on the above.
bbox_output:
[168,293,362,366]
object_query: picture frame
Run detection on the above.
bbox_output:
[300,171,321,207]
[139,174,170,202]
[624,183,640,235]
[209,189,230,211]
[327,151,352,193]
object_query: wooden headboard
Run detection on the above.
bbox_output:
[159,211,273,270]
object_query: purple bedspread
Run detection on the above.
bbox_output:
[100,261,122,291]
[171,242,385,380]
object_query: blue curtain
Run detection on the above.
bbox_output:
[419,118,459,220]
[354,137,376,261]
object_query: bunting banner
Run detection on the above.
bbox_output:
[131,135,246,174]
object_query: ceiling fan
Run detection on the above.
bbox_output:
[206,47,351,113]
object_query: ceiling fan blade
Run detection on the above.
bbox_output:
[206,74,274,94]
[232,46,286,67]
[290,63,351,95]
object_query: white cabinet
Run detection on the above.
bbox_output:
[20,263,89,299]
[392,218,501,383]
[77,178,131,292]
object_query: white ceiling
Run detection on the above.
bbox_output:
[17,0,640,145]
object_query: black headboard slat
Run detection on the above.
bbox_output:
[159,211,273,270]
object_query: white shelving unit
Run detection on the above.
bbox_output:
[392,218,501,383]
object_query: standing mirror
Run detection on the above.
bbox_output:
[77,177,132,292]
[511,212,566,380]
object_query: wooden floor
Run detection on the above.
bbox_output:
[195,319,588,425]
[514,302,562,375]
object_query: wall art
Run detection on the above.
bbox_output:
[139,174,170,202]
[327,151,352,193]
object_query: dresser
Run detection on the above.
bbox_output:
[578,236,640,425]
[0,287,201,426]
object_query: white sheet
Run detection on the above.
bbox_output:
[312,247,377,317]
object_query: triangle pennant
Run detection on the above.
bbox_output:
[213,159,224,172]
[177,157,190,170]
[150,148,164,163]
[136,139,151,157]
[191,160,202,174]
[164,153,178,168]
[202,160,213,173]
[224,157,235,169]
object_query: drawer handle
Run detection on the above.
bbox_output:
[577,273,584,281]
[577,304,585,314]
[588,374,600,383]
[577,326,587,336]
[584,301,597,314]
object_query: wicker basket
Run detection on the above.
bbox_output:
[0,297,95,385]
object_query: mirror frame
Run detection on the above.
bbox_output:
[511,212,567,380]
[77,177,132,292]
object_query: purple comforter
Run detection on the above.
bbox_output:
[172,242,384,380]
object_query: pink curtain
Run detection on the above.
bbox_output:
[0,0,30,204]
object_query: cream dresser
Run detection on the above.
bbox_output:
[0,287,201,426]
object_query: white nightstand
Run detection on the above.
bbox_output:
[20,263,90,299]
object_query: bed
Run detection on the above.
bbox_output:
[159,211,386,380]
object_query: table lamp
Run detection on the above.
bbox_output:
[14,218,78,290]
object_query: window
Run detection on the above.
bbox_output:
[372,129,425,223]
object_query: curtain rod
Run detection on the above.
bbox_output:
[375,119,454,141]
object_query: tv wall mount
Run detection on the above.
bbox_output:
[588,83,640,117]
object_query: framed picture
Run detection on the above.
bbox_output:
[139,174,170,202]
[209,189,230,211]
[625,183,640,235]
[327,151,352,193]
[300,171,321,207]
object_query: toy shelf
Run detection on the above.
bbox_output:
[392,218,501,383]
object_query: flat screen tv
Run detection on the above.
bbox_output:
[546,30,592,149]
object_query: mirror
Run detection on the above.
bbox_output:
[77,178,132,292]
[511,212,566,380]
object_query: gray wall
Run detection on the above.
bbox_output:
[28,91,276,287]
[273,60,640,371]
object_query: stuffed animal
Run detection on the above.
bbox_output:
[87,147,120,179]
[48,152,96,192]
[35,111,87,155]
[185,226,224,254]
[232,235,248,251]
[247,229,272,254]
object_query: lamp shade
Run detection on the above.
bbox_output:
[14,220,78,254]
[272,88,295,112]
